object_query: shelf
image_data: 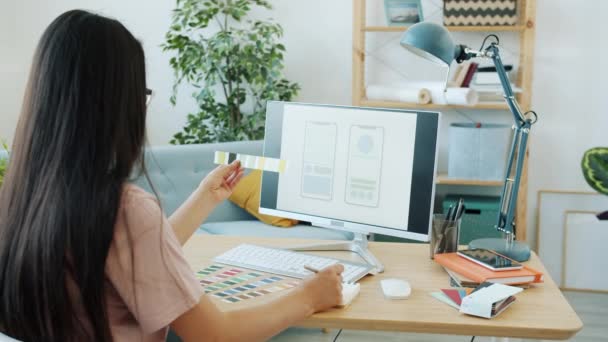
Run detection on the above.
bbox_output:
[436,175,503,186]
[360,99,509,110]
[364,25,527,33]
[353,0,536,242]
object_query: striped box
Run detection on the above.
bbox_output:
[443,0,518,26]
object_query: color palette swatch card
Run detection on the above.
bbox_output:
[430,287,474,310]
[431,282,521,319]
[195,264,300,304]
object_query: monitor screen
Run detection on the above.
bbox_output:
[259,102,439,241]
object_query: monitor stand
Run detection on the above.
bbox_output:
[285,233,385,273]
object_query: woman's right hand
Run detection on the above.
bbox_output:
[300,264,344,313]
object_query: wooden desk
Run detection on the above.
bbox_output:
[183,235,583,340]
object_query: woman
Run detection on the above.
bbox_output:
[0,10,343,342]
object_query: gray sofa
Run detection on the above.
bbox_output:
[134,141,354,240]
[0,142,353,240]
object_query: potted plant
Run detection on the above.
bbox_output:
[581,147,608,220]
[163,0,300,144]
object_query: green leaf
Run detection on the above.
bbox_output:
[163,0,299,144]
[582,147,608,196]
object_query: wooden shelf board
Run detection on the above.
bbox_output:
[360,99,508,110]
[364,25,527,33]
[436,175,503,186]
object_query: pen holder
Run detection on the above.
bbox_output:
[430,213,461,259]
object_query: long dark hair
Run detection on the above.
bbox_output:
[0,10,147,341]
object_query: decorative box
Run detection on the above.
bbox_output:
[444,0,518,26]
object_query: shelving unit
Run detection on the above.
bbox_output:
[364,25,528,32]
[352,0,536,240]
[361,99,509,110]
[436,175,503,187]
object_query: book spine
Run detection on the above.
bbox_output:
[461,63,478,88]
[455,61,471,87]
[523,266,544,283]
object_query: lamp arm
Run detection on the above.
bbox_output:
[486,44,533,240]
[455,42,536,241]
[486,44,527,125]
[497,121,531,239]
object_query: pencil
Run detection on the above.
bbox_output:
[303,265,319,273]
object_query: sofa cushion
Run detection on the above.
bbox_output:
[200,221,354,240]
[229,170,298,227]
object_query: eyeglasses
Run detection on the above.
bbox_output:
[146,88,153,106]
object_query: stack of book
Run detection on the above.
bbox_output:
[448,63,522,104]
[434,252,544,288]
[470,65,521,103]
[448,61,478,88]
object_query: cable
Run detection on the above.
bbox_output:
[453,108,478,124]
[479,34,500,51]
[524,110,539,124]
[470,336,476,342]
[332,329,343,342]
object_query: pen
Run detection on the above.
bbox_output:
[442,205,453,228]
[304,265,319,273]
[444,205,453,222]
[453,198,464,222]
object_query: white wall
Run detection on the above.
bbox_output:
[0,0,352,146]
[527,0,608,246]
[0,0,606,246]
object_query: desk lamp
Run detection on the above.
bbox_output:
[400,22,537,261]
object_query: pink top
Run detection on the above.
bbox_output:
[102,184,204,341]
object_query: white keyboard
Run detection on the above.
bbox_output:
[213,244,373,284]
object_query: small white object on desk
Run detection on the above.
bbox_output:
[339,283,361,307]
[460,283,522,319]
[380,278,411,300]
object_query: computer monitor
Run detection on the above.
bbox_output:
[259,102,439,271]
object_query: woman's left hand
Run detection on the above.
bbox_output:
[199,161,245,205]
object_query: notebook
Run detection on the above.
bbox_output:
[434,253,543,285]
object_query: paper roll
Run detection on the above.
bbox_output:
[444,87,479,106]
[366,84,432,104]
[419,89,432,104]
[395,82,479,106]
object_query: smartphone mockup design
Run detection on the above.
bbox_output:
[345,125,384,207]
[301,121,337,200]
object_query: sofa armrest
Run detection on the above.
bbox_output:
[132,141,263,222]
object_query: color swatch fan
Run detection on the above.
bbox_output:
[195,264,300,304]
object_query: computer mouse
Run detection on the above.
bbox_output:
[338,283,361,307]
[380,278,411,300]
